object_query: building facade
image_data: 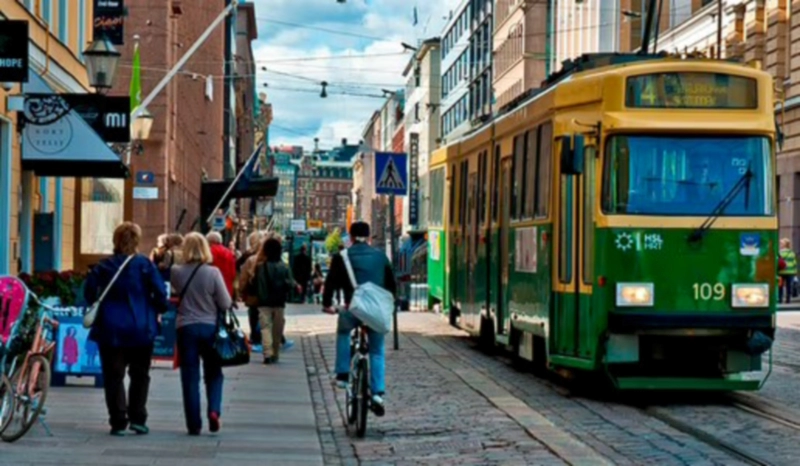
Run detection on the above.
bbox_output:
[271,151,298,234]
[234,3,258,224]
[109,0,228,258]
[403,38,442,233]
[295,142,356,231]
[353,112,380,227]
[0,0,94,275]
[440,0,493,143]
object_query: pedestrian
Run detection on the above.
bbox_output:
[239,231,265,352]
[84,222,168,436]
[156,233,183,283]
[228,240,241,260]
[207,231,237,300]
[255,236,301,364]
[312,263,324,304]
[779,238,797,304]
[322,221,396,417]
[150,234,168,264]
[171,233,232,436]
[292,244,312,303]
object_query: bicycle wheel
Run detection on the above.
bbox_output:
[0,374,14,435]
[346,364,357,425]
[355,360,369,438]
[2,355,50,443]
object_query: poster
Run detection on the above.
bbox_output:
[429,231,440,261]
[55,317,101,375]
[514,227,538,273]
[153,306,177,360]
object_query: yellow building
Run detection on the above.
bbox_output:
[0,0,94,275]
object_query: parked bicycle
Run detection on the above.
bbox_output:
[0,276,58,443]
[344,323,373,438]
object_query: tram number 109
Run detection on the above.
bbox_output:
[693,283,726,301]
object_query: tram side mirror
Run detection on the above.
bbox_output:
[776,122,785,151]
[560,134,584,175]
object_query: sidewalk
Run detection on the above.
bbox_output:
[0,310,323,466]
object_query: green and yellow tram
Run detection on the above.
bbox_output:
[431,55,778,390]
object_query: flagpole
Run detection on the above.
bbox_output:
[205,141,265,226]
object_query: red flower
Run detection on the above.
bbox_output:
[18,272,32,284]
[59,271,73,281]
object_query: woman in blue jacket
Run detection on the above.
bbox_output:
[84,222,168,436]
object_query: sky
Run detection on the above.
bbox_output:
[250,0,461,150]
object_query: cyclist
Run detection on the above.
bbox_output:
[322,221,396,416]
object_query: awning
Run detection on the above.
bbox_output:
[20,69,129,178]
[200,177,279,231]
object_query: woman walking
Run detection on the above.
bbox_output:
[84,222,168,436]
[238,231,264,352]
[171,233,232,435]
[255,237,299,364]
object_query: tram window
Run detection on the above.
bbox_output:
[449,164,457,225]
[429,167,445,227]
[536,122,553,218]
[460,161,468,229]
[514,134,526,219]
[602,135,772,216]
[583,146,596,284]
[480,151,488,224]
[492,145,500,222]
[525,128,538,219]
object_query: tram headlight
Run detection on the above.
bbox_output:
[732,284,769,308]
[616,283,654,307]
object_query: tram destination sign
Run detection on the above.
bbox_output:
[626,72,757,109]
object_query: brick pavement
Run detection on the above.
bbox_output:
[0,312,324,466]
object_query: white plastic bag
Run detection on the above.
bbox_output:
[341,250,394,334]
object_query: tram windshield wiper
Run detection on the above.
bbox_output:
[687,166,754,243]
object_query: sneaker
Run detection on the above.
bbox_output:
[335,373,349,389]
[263,357,274,365]
[110,429,126,436]
[370,395,385,417]
[129,424,149,435]
[188,429,201,436]
[208,412,221,433]
[282,339,295,351]
[251,344,263,353]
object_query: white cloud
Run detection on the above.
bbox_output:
[251,0,460,150]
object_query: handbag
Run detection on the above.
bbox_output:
[213,306,251,367]
[83,255,135,329]
[340,250,394,334]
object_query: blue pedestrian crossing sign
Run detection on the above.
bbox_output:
[375,152,408,196]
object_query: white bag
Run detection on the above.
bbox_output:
[83,255,135,329]
[340,250,394,334]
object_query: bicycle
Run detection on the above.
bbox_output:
[0,277,59,443]
[344,323,371,438]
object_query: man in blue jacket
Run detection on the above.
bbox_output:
[322,222,396,416]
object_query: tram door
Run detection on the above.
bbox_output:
[553,137,580,357]
[465,167,478,331]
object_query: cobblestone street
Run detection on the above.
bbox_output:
[5,305,800,465]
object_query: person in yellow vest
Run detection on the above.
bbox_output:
[779,238,797,304]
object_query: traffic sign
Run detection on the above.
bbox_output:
[375,152,407,196]
[212,215,226,231]
[136,171,155,184]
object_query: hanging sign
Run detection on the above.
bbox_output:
[0,20,29,83]
[93,0,126,45]
[408,133,420,227]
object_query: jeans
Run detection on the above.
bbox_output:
[247,306,262,345]
[335,310,386,395]
[177,324,223,433]
[780,276,794,304]
[98,345,153,430]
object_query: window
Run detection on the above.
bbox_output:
[536,122,552,217]
[583,145,596,284]
[459,161,468,228]
[480,150,488,224]
[513,134,526,218]
[524,128,538,218]
[492,144,500,222]
[602,135,772,216]
[559,175,573,283]
[449,163,457,224]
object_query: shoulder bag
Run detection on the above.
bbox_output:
[213,306,251,367]
[340,250,394,334]
[83,255,136,329]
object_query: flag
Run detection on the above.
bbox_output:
[237,141,266,190]
[130,41,141,112]
[413,6,418,26]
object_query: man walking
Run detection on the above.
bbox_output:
[292,245,312,303]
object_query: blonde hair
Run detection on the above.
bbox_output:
[113,222,142,255]
[247,231,263,253]
[156,234,168,248]
[182,232,213,264]
[781,238,791,249]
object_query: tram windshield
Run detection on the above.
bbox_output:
[602,135,773,216]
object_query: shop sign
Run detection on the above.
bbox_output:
[0,20,29,83]
[94,0,126,45]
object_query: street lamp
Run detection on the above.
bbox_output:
[131,107,154,141]
[83,36,121,92]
